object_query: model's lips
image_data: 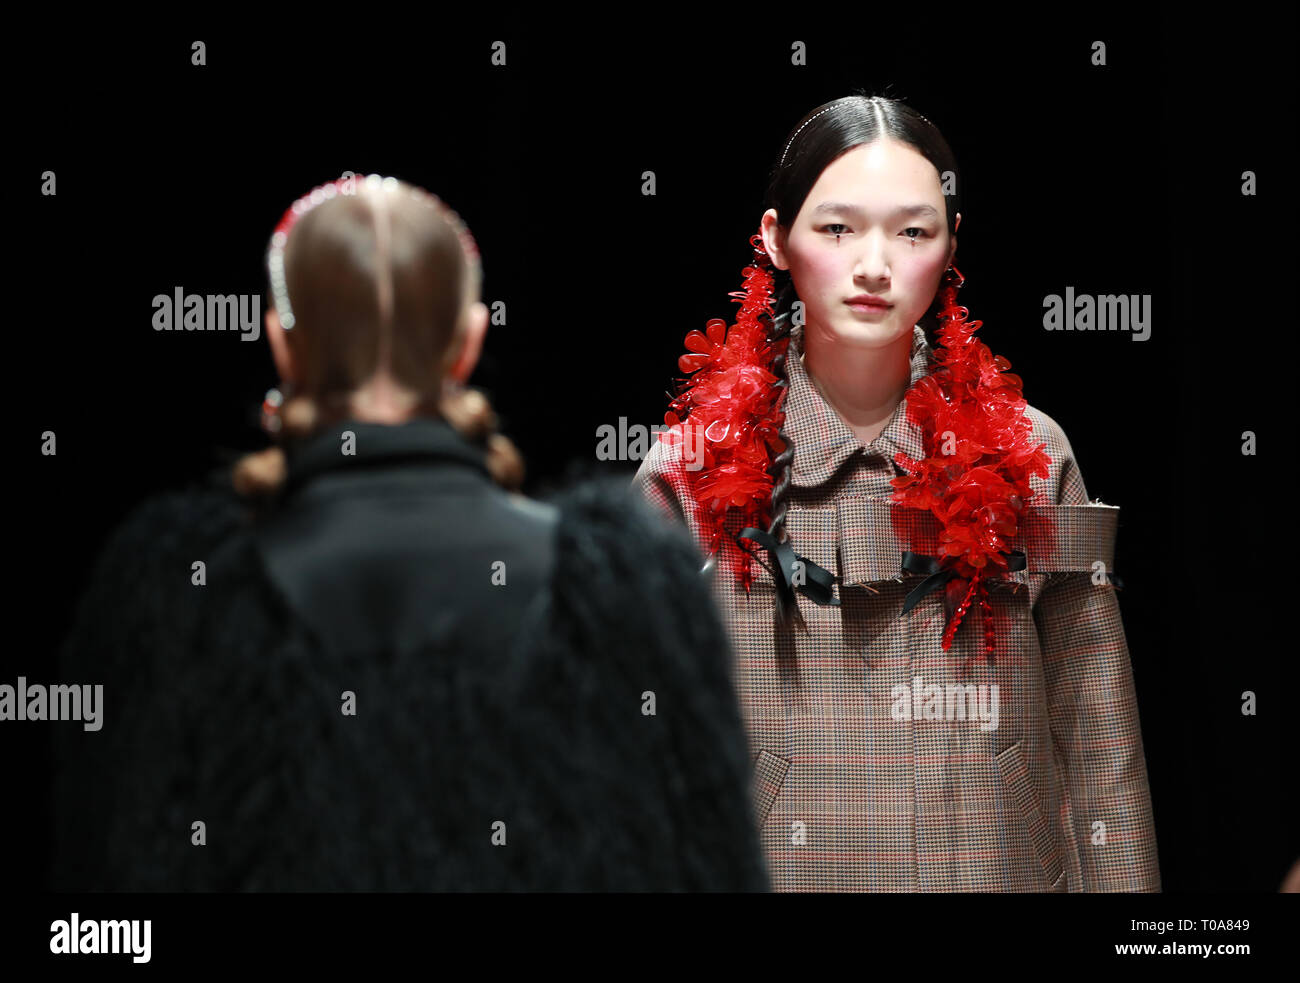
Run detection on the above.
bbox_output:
[845,296,892,310]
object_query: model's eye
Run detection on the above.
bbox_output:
[902,227,928,240]
[821,223,850,236]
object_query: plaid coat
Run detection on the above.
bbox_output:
[633,315,1161,892]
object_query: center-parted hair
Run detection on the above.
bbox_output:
[234,177,523,496]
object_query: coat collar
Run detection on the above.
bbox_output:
[281,414,492,495]
[780,313,935,488]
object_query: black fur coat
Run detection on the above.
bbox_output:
[50,419,768,892]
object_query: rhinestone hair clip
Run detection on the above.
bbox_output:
[265,172,482,331]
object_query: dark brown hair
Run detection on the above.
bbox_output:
[233,179,523,497]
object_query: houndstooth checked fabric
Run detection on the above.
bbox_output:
[633,313,1160,892]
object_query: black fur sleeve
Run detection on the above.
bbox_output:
[50,473,251,891]
[500,476,770,891]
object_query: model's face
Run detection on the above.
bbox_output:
[764,139,957,351]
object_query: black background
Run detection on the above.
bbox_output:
[8,8,1296,902]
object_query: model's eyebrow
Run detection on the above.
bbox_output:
[811,202,941,220]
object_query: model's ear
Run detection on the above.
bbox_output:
[948,211,961,266]
[446,301,488,383]
[265,305,296,385]
[760,209,789,270]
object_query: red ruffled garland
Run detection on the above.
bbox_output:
[889,268,1051,657]
[658,233,785,591]
[659,235,1051,659]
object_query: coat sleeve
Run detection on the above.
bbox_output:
[50,474,249,890]
[631,431,694,531]
[630,432,726,572]
[1032,416,1161,892]
[514,475,770,891]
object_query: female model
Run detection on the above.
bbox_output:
[634,94,1160,892]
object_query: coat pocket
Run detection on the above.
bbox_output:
[994,741,1064,889]
[751,749,790,827]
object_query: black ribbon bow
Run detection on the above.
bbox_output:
[735,527,840,607]
[899,550,1028,617]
